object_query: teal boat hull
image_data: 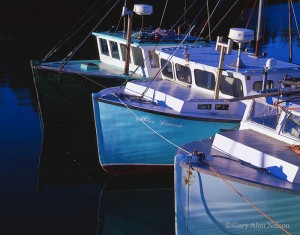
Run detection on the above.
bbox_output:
[92,96,239,174]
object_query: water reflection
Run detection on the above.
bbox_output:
[37,127,174,235]
[37,127,106,189]
[97,174,174,235]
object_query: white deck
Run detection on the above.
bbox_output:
[177,139,300,192]
[213,129,300,183]
[98,78,245,121]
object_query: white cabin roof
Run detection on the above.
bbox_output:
[157,45,300,76]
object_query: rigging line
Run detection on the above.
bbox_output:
[60,0,122,67]
[246,0,258,28]
[184,0,187,23]
[116,0,199,91]
[42,0,111,63]
[191,5,209,38]
[114,12,123,34]
[207,0,242,39]
[140,25,196,98]
[204,163,292,235]
[206,0,211,41]
[290,0,300,39]
[71,73,108,90]
[159,0,169,28]
[190,4,206,27]
[31,67,45,131]
[198,0,221,37]
[229,0,247,28]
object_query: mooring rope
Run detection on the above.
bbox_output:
[205,162,292,235]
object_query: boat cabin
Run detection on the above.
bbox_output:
[92,4,202,78]
[92,31,201,78]
[156,29,300,99]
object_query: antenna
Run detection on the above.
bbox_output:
[228,28,254,69]
[133,4,153,31]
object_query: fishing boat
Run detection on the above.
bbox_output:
[92,21,300,174]
[30,2,201,128]
[174,83,300,234]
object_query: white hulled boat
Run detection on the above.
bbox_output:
[92,25,300,174]
[174,83,300,234]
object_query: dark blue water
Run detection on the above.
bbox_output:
[1,1,299,235]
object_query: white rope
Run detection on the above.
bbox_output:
[159,0,169,28]
[207,0,241,39]
[290,0,300,39]
[199,0,221,36]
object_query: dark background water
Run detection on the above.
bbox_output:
[1,1,299,234]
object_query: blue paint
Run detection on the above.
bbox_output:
[93,99,238,167]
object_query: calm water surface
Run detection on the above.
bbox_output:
[0,2,299,235]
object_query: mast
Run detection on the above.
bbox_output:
[124,10,133,75]
[255,0,265,56]
[123,0,127,34]
[288,0,293,62]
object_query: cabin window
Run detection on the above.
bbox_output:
[249,101,279,129]
[197,104,212,110]
[109,41,120,59]
[220,76,243,97]
[253,81,274,91]
[175,64,192,84]
[283,114,300,139]
[215,104,229,110]
[160,59,173,79]
[99,38,109,56]
[148,51,159,68]
[132,47,144,68]
[195,70,215,90]
[120,43,130,62]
